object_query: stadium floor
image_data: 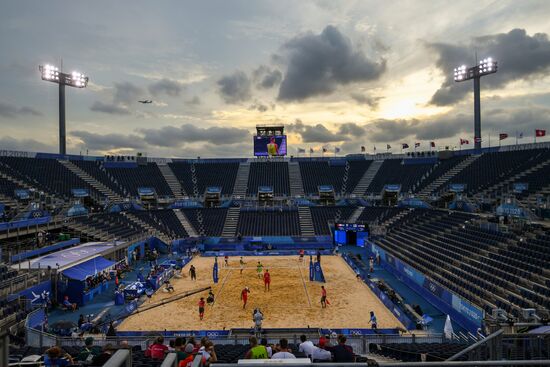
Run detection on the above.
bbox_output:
[118,255,405,331]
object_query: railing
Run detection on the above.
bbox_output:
[216,362,550,367]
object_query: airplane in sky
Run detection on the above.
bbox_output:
[138,100,153,104]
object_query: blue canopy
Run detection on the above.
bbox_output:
[62,256,115,281]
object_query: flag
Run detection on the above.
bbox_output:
[460,138,469,145]
[386,144,391,150]
[536,129,546,137]
[517,131,523,139]
[361,146,366,152]
[402,143,409,149]
[310,147,314,153]
[334,147,341,153]
[322,147,327,153]
[499,133,508,141]
[414,142,420,148]
[474,137,482,143]
[297,148,306,153]
[430,141,435,148]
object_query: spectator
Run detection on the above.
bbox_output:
[77,314,85,328]
[245,336,268,359]
[271,338,295,359]
[328,335,355,362]
[62,295,77,311]
[298,334,331,361]
[91,344,116,366]
[260,338,272,358]
[318,334,331,349]
[148,336,169,359]
[186,336,198,353]
[76,336,101,362]
[174,337,188,362]
[199,340,217,365]
[44,346,74,367]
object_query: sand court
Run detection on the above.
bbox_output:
[118,255,404,331]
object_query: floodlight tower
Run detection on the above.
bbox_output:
[454,58,497,151]
[39,64,89,155]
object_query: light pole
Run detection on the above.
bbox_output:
[39,64,88,155]
[454,58,498,151]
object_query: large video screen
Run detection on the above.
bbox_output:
[253,135,287,156]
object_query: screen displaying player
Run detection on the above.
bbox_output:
[253,135,287,156]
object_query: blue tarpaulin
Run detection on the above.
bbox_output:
[62,256,115,281]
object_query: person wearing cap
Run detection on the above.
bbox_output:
[91,344,116,366]
[76,336,101,362]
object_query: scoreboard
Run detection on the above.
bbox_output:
[334,222,369,247]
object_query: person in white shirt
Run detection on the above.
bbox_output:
[298,335,331,361]
[271,339,295,359]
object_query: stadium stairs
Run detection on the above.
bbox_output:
[416,154,480,198]
[352,159,383,196]
[173,209,199,237]
[348,206,365,223]
[0,167,58,205]
[298,206,315,236]
[58,159,124,202]
[221,206,240,237]
[232,162,250,197]
[288,161,305,197]
[157,163,185,200]
[121,212,171,243]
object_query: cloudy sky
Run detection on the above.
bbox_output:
[1,0,550,158]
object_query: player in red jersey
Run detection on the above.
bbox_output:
[263,269,271,291]
[241,287,250,309]
[198,297,206,320]
[299,249,305,262]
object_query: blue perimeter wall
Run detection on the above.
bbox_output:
[369,243,484,333]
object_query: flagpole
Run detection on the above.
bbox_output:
[515,131,518,145]
[534,130,536,144]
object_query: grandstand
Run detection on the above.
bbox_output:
[1,143,549,367]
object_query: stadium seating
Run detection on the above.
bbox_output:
[299,160,372,195]
[310,206,356,235]
[448,149,550,196]
[72,213,146,240]
[237,208,301,236]
[72,160,127,197]
[367,159,434,194]
[182,208,227,237]
[369,342,469,362]
[169,161,240,196]
[0,157,98,200]
[247,162,290,196]
[132,209,188,238]
[100,163,173,198]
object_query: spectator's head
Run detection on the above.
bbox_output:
[325,334,330,340]
[184,344,194,354]
[188,337,196,346]
[46,346,62,359]
[279,338,289,350]
[156,336,164,345]
[175,337,185,348]
[200,337,208,347]
[84,337,94,347]
[300,335,307,343]
[119,340,129,349]
[260,338,268,346]
[338,335,347,344]
[249,336,258,346]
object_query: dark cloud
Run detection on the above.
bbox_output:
[248,101,269,112]
[252,65,282,89]
[90,101,130,115]
[0,136,52,152]
[71,130,145,150]
[217,71,252,104]
[350,93,382,108]
[148,78,183,97]
[113,82,143,105]
[337,122,367,137]
[277,25,386,101]
[139,124,250,147]
[287,119,348,143]
[0,101,42,118]
[429,28,550,106]
[185,96,201,105]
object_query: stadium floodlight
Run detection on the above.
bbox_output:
[454,58,498,151]
[39,64,89,155]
